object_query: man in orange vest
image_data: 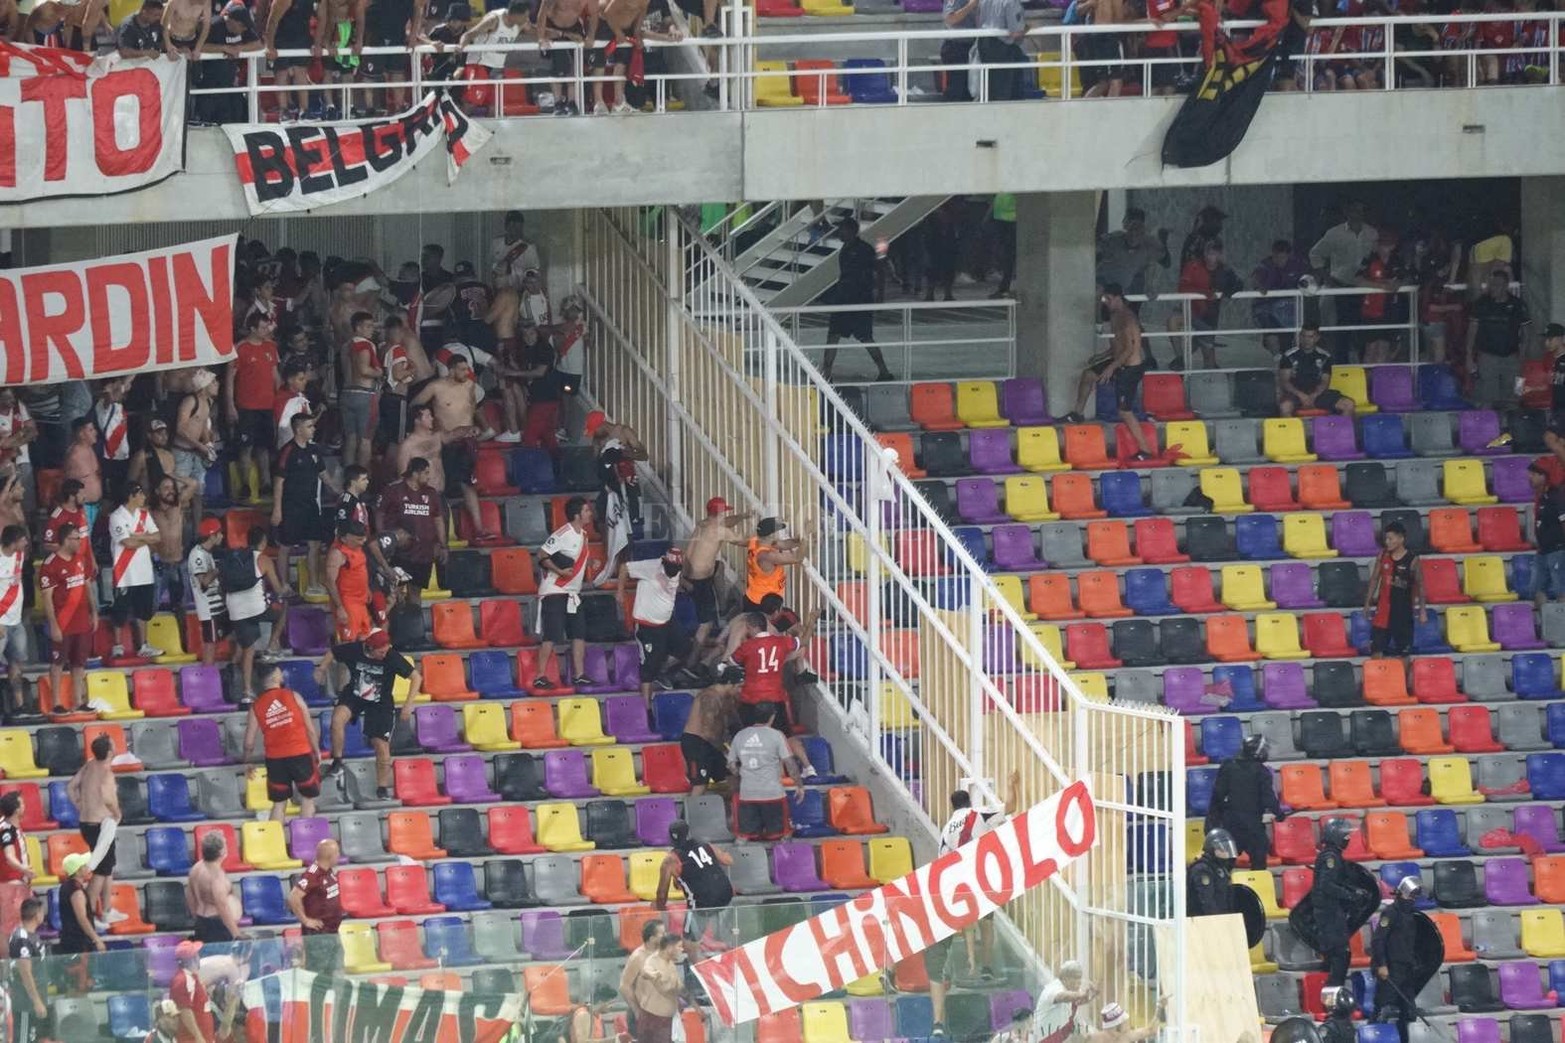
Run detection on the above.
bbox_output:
[324,521,373,642]
[242,663,322,820]
[743,517,805,613]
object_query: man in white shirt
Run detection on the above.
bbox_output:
[275,362,316,451]
[0,525,31,723]
[1308,200,1378,363]
[489,210,541,291]
[533,495,596,691]
[618,547,690,707]
[107,482,163,661]
[1034,962,1098,1043]
[186,518,229,668]
[94,379,133,503]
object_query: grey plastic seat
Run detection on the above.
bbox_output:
[1150,469,1200,514]
[1465,806,1518,852]
[54,998,99,1040]
[1469,908,1524,959]
[114,831,153,880]
[196,770,245,819]
[1249,712,1303,760]
[1254,974,1303,1022]
[129,721,182,770]
[314,772,354,814]
[1214,419,1264,464]
[1541,603,1565,647]
[866,384,918,432]
[344,760,398,809]
[1409,412,1457,457]
[221,716,261,764]
[1476,754,1528,800]
[1188,372,1239,419]
[729,847,781,896]
[1040,523,1089,568]
[1113,670,1160,706]
[1413,973,1457,1016]
[471,910,525,962]
[1273,922,1322,971]
[1462,655,1513,701]
[686,795,733,843]
[533,855,589,906]
[1394,459,1445,506]
[339,812,394,862]
[1497,703,1550,750]
[504,497,551,547]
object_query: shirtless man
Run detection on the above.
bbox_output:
[175,370,220,526]
[395,402,477,504]
[313,0,365,120]
[66,735,125,925]
[62,418,103,515]
[149,476,195,629]
[128,419,198,505]
[684,497,751,651]
[1077,0,1128,98]
[681,683,739,796]
[1063,284,1154,461]
[340,311,382,470]
[0,0,22,41]
[412,357,493,539]
[185,832,245,943]
[535,0,598,115]
[162,0,210,58]
[593,0,650,114]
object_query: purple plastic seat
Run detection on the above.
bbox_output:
[520,910,572,959]
[542,750,599,798]
[1312,416,1365,461]
[1512,805,1565,853]
[901,0,943,10]
[288,817,335,861]
[177,718,229,766]
[285,607,331,656]
[1494,604,1547,650]
[991,524,1044,570]
[848,999,896,1043]
[1270,563,1324,609]
[611,644,642,691]
[1459,411,1509,456]
[413,705,473,753]
[1498,962,1556,1009]
[988,991,1033,1030]
[1484,857,1540,905]
[144,935,179,987]
[956,479,1010,525]
[1493,457,1534,503]
[773,842,828,892]
[984,626,1019,674]
[970,430,1022,475]
[635,797,680,847]
[604,696,659,743]
[1261,661,1316,710]
[1371,367,1419,412]
[1455,1020,1501,1043]
[573,647,616,694]
[444,754,501,803]
[1162,666,1211,715]
[1330,511,1379,558]
[1001,378,1051,426]
[178,665,229,713]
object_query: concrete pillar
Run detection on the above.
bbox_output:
[1014,191,1100,417]
[1521,176,1565,330]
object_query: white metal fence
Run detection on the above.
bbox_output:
[578,205,1188,1028]
[770,300,1019,383]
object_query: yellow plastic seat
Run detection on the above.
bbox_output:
[0,734,46,779]
[1250,940,1279,974]
[559,698,615,747]
[391,672,427,706]
[1164,421,1219,466]
[1028,623,1075,670]
[27,835,57,886]
[1263,418,1317,464]
[1443,459,1498,506]
[879,683,917,730]
[1035,52,1083,97]
[1255,613,1311,660]
[629,850,680,901]
[993,574,1038,622]
[592,748,651,797]
[1017,426,1069,472]
[1003,475,1060,522]
[1220,565,1276,611]
[1520,908,1565,958]
[1185,820,1206,863]
[846,532,888,575]
[1283,513,1338,559]
[536,803,596,852]
[802,1002,854,1043]
[341,922,392,974]
[843,974,884,997]
[1069,671,1109,702]
[1462,556,1517,603]
[1199,468,1254,514]
[866,837,914,884]
[755,61,804,106]
[1446,606,1502,653]
[145,614,196,664]
[246,770,299,813]
[1327,366,1375,414]
[1233,869,1286,918]
[1427,756,1484,805]
[955,382,1007,428]
[241,820,304,870]
[800,0,854,12]
[85,672,145,721]
[462,703,521,752]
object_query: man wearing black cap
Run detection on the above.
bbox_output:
[117,0,166,57]
[820,219,894,384]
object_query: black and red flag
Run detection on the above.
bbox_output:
[1161,0,1296,167]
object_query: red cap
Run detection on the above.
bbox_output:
[174,940,203,962]
[197,518,223,539]
[364,629,391,651]
[706,497,731,516]
[584,411,608,437]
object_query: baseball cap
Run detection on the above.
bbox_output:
[454,260,476,277]
[149,418,168,431]
[197,518,223,539]
[364,630,391,651]
[62,852,91,877]
[584,411,608,437]
[174,940,203,962]
[705,496,731,516]
[757,517,787,538]
[1100,1005,1128,1030]
[1545,322,1565,339]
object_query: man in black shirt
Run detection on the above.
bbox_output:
[1542,324,1565,465]
[1531,462,1565,610]
[1365,521,1424,663]
[273,413,338,604]
[1465,267,1531,408]
[820,219,894,384]
[1370,876,1425,1043]
[1278,323,1354,417]
[317,630,420,797]
[199,3,263,125]
[425,5,476,99]
[264,0,317,120]
[9,897,46,1043]
[362,0,422,113]
[655,820,733,958]
[117,0,166,56]
[1205,734,1283,871]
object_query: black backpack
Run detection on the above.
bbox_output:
[218,549,260,593]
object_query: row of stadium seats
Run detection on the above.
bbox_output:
[1256,962,1565,1020]
[1190,710,1565,767]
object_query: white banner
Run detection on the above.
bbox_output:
[222,92,492,216]
[0,43,187,203]
[0,235,237,384]
[241,969,525,1043]
[692,778,1099,1026]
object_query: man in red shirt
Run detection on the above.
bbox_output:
[724,610,820,777]
[1174,239,1242,370]
[1355,233,1405,364]
[224,312,280,504]
[286,838,343,973]
[39,523,98,714]
[42,480,90,558]
[241,663,321,820]
[374,458,448,592]
[168,940,215,1043]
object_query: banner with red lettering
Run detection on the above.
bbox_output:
[241,969,525,1043]
[222,91,492,216]
[0,42,187,203]
[693,779,1098,1026]
[0,235,236,385]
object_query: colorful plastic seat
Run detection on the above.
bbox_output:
[1297,466,1352,511]
[1248,468,1299,512]
[1447,606,1503,653]
[1062,425,1119,470]
[1283,513,1337,559]
[1428,756,1485,805]
[910,383,964,431]
[1163,420,1218,465]
[1464,556,1518,603]
[1255,613,1309,660]
[1443,458,1498,505]
[1134,518,1189,564]
[1207,614,1262,662]
[1220,564,1276,611]
[1002,475,1060,523]
[1263,418,1316,463]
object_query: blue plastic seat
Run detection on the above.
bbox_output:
[1200,717,1244,761]
[1378,862,1436,910]
[1512,556,1535,602]
[842,58,897,103]
[950,526,989,568]
[1547,704,1565,748]
[1357,1022,1400,1043]
[1361,415,1413,459]
[280,659,329,707]
[470,650,523,698]
[424,915,484,965]
[1527,753,1565,800]
[1412,613,1454,654]
[1128,822,1169,873]
[1549,961,1565,1002]
[48,781,78,828]
[1212,664,1263,712]
[1414,808,1471,856]
[147,774,204,823]
[202,465,230,510]
[1124,569,1177,615]
[1236,514,1285,560]
[144,826,192,876]
[821,433,865,484]
[831,636,869,680]
[109,994,153,1041]
[788,789,837,838]
[881,735,916,780]
[895,996,935,1039]
[1100,472,1152,517]
[321,710,373,758]
[1514,653,1563,700]
[240,875,292,925]
[511,449,557,494]
[1419,365,1469,410]
[1187,766,1219,815]
[801,737,849,783]
[432,861,493,912]
[927,577,970,610]
[652,691,693,740]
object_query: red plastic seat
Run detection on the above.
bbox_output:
[0,784,55,831]
[757,1009,804,1043]
[385,866,446,916]
[1052,473,1107,520]
[1184,719,1207,765]
[1421,558,1471,605]
[378,919,437,969]
[910,384,964,431]
[1428,508,1482,553]
[892,952,931,993]
[1380,758,1437,806]
[193,823,254,872]
[338,867,395,918]
[1086,520,1141,567]
[393,759,452,807]
[1141,374,1195,421]
[1301,612,1357,658]
[1447,705,1505,753]
[490,548,539,597]
[793,60,850,104]
[131,669,190,717]
[488,805,546,855]
[1114,422,1168,467]
[1064,623,1121,670]
[456,500,514,545]
[516,648,575,695]
[1028,574,1083,621]
[1206,614,1262,662]
[432,603,487,650]
[1412,657,1465,704]
[1062,425,1119,471]
[1134,518,1190,564]
[641,744,692,794]
[480,600,530,648]
[499,69,541,116]
[1272,817,1317,864]
[1171,567,1224,614]
[1247,467,1299,512]
[475,453,519,496]
[582,855,639,903]
[895,531,950,577]
[1477,506,1531,552]
[225,508,268,550]
[1280,867,1314,909]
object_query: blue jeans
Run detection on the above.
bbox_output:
[1539,550,1565,600]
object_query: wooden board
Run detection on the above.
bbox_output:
[1157,914,1264,1043]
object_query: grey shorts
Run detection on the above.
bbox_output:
[339,387,377,438]
[0,622,30,665]
[173,449,208,485]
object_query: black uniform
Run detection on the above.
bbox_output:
[1321,1010,1357,1043]
[1206,754,1281,870]
[1186,852,1235,917]
[8,926,44,1043]
[673,839,733,941]
[1311,847,1359,986]
[1371,899,1420,1043]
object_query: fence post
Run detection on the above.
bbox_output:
[246,56,259,123]
[1408,285,1421,365]
[1182,299,1193,371]
[865,443,884,758]
[966,570,986,794]
[763,327,781,510]
[665,208,685,515]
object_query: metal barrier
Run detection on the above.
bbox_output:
[769,300,1019,384]
[579,205,1187,1027]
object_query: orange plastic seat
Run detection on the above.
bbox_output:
[1206,614,1262,662]
[910,384,964,431]
[1297,465,1351,510]
[1279,764,1335,810]
[432,602,487,649]
[1362,659,1416,706]
[1028,574,1083,621]
[1412,657,1465,704]
[523,966,575,1016]
[225,508,268,550]
[1428,508,1482,553]
[1397,709,1454,755]
[1328,761,1386,808]
[895,531,950,577]
[836,581,868,626]
[892,953,930,993]
[511,702,569,749]
[1421,558,1470,605]
[879,630,919,679]
[581,854,638,903]
[757,1009,804,1043]
[1363,811,1419,858]
[793,60,851,104]
[392,760,451,807]
[1052,473,1106,520]
[490,548,539,596]
[1535,857,1565,905]
[380,921,440,970]
[1086,520,1142,567]
[1077,571,1133,619]
[618,905,663,953]
[421,653,478,701]
[1432,912,1477,961]
[132,668,190,717]
[875,434,926,478]
[820,840,877,888]
[106,884,155,935]
[82,725,139,771]
[1380,757,1437,806]
[388,810,447,859]
[827,787,890,835]
[1062,425,1119,470]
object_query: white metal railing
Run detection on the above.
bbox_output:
[179,10,1565,122]
[579,205,1187,1028]
[770,300,1019,383]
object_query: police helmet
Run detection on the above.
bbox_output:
[1203,829,1239,861]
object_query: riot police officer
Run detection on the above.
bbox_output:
[1372,877,1425,1043]
[1188,829,1238,916]
[1320,987,1358,1043]
[1206,735,1284,870]
[1311,817,1361,986]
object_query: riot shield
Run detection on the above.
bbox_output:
[1233,883,1267,949]
[1271,1017,1323,1043]
[1288,861,1380,952]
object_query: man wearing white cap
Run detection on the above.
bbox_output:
[1087,1001,1162,1043]
[145,999,182,1043]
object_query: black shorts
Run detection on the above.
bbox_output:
[271,26,314,69]
[377,393,407,446]
[637,622,692,682]
[11,994,46,1043]
[587,21,614,69]
[360,30,411,77]
[1370,622,1413,657]
[538,594,584,645]
[80,822,116,875]
[266,753,322,801]
[111,583,157,625]
[681,733,728,787]
[923,931,964,984]
[237,409,273,450]
[689,575,719,626]
[1092,359,1148,412]
[233,605,282,650]
[277,505,330,548]
[1144,42,1192,88]
[441,441,477,499]
[398,558,435,592]
[193,915,235,943]
[1080,32,1126,80]
[738,701,786,728]
[338,693,396,743]
[1282,387,1346,412]
[200,614,232,646]
[827,310,874,343]
[735,799,786,839]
